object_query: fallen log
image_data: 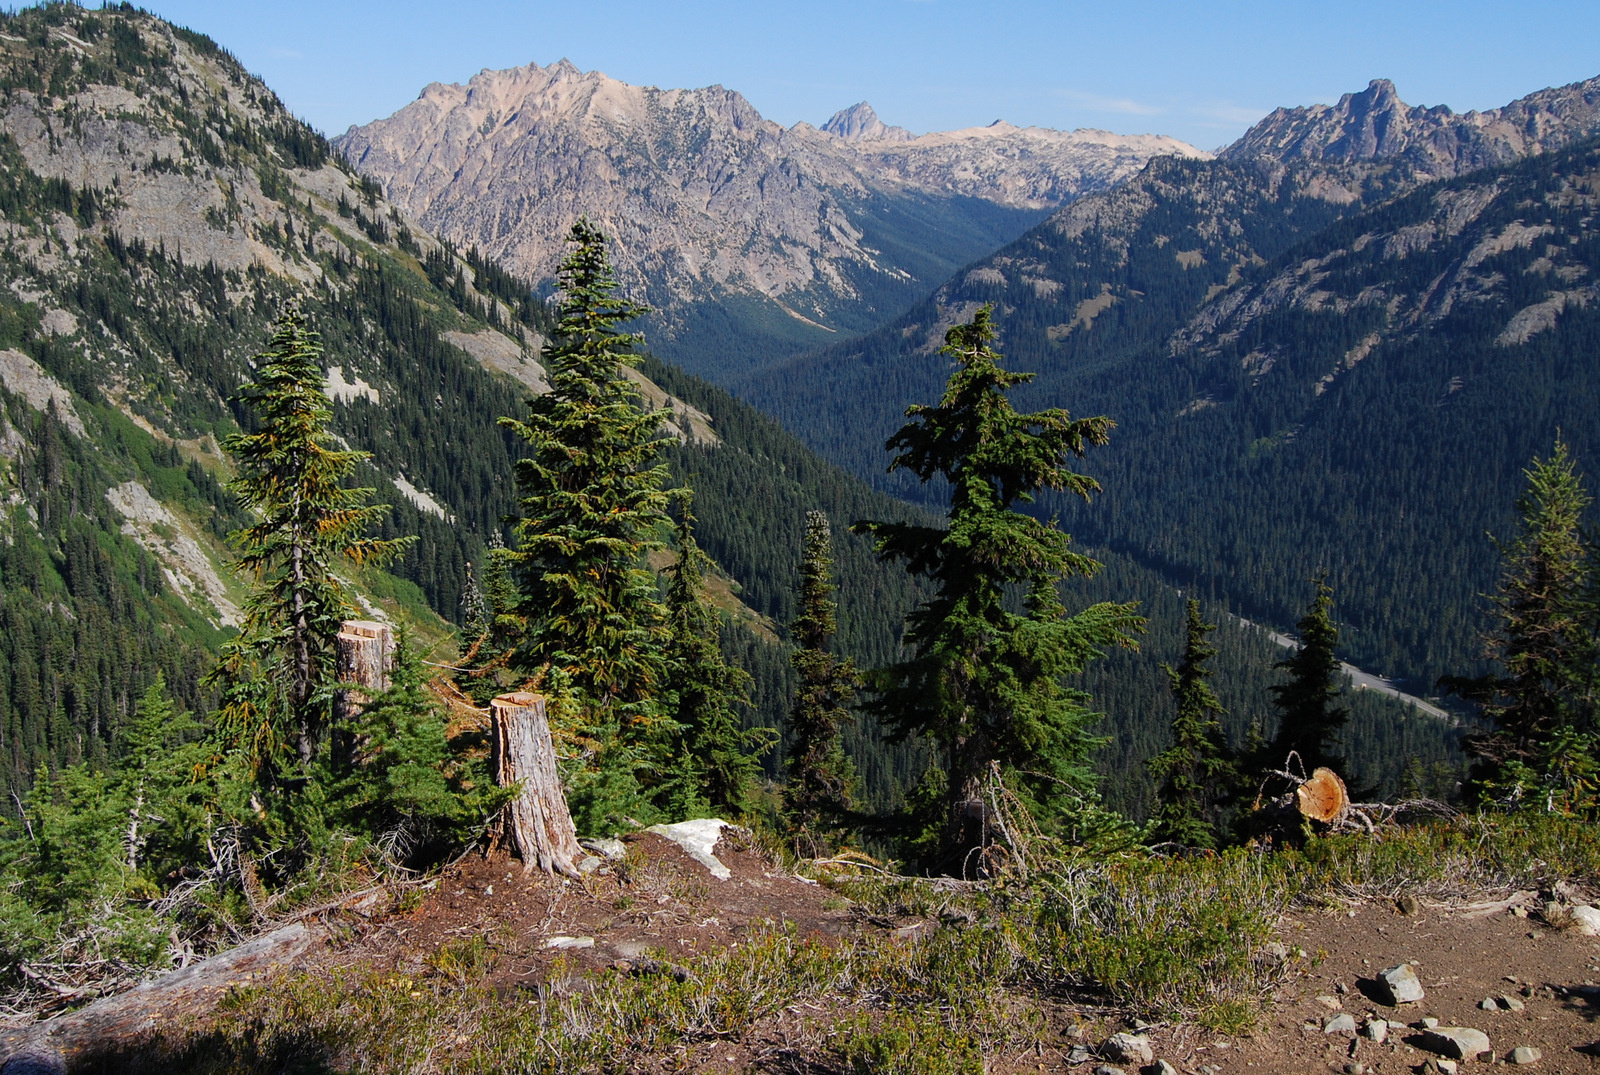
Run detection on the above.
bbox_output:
[0,922,317,1067]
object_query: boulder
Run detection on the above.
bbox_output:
[1377,963,1426,1004]
[1324,1013,1358,1034]
[1570,905,1600,936]
[1508,1045,1542,1065]
[1102,1033,1154,1065]
[1419,1026,1491,1061]
[1362,1017,1389,1043]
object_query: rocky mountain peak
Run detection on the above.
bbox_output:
[822,102,913,142]
[1223,73,1600,178]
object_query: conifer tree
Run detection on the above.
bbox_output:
[212,308,413,774]
[662,498,766,818]
[856,305,1142,864]
[499,219,673,827]
[1147,599,1234,849]
[1443,437,1600,808]
[1267,574,1348,777]
[500,218,672,716]
[784,510,861,846]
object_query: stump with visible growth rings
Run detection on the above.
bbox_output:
[491,692,583,878]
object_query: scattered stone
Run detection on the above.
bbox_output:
[1571,905,1600,936]
[542,935,595,950]
[1263,941,1290,959]
[1342,1064,1364,1075]
[1499,993,1525,1011]
[1101,1033,1154,1065]
[1420,1017,1440,1029]
[1316,994,1345,1011]
[1066,1045,1095,1065]
[1325,1013,1358,1034]
[1334,981,1349,994]
[1396,895,1420,915]
[1508,1045,1542,1065]
[1480,996,1501,1010]
[1377,963,1427,1004]
[1419,1026,1492,1061]
[1362,1018,1388,1043]
[1092,1067,1126,1075]
[576,854,603,874]
[1143,1062,1179,1075]
[1510,906,1529,918]
[1131,1018,1152,1031]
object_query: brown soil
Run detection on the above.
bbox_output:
[313,833,1600,1074]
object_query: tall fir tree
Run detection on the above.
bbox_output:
[498,219,673,828]
[784,511,862,848]
[1443,437,1600,810]
[210,308,413,775]
[662,498,766,818]
[1266,574,1348,779]
[1147,599,1235,849]
[855,305,1142,866]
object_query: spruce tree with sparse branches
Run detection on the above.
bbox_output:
[499,219,674,828]
[1266,574,1348,779]
[1443,436,1600,810]
[1147,599,1235,849]
[210,308,413,777]
[856,305,1143,866]
[662,497,768,818]
[784,510,861,848]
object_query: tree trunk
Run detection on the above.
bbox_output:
[334,620,394,766]
[491,692,583,878]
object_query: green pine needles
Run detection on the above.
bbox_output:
[499,219,675,829]
[785,510,861,848]
[856,305,1143,865]
[1148,599,1235,849]
[211,307,413,777]
[1267,574,1349,779]
[1445,436,1600,812]
[662,498,769,818]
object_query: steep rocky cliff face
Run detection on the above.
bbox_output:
[334,61,1202,376]
[1221,75,1600,178]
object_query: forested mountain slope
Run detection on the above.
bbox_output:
[334,61,1200,380]
[740,75,1600,695]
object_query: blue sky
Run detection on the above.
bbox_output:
[144,1,1600,150]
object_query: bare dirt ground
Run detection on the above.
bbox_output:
[6,830,1600,1073]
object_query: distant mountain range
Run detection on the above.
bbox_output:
[738,73,1600,693]
[334,61,1201,376]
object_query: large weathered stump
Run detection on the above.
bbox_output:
[491,692,582,878]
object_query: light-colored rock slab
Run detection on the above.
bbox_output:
[0,349,84,436]
[1378,962,1426,1004]
[1419,1026,1491,1061]
[645,818,732,880]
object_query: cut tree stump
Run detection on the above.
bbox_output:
[1295,766,1350,823]
[491,692,583,878]
[335,620,394,720]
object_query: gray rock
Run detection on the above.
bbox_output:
[1499,993,1525,1011]
[1419,1026,1492,1061]
[0,1046,66,1075]
[1102,1033,1154,1065]
[1092,1067,1126,1075]
[1143,1062,1179,1075]
[579,836,626,860]
[1419,1016,1439,1028]
[1324,1012,1358,1034]
[541,935,595,950]
[1508,1045,1542,1065]
[1480,995,1500,1010]
[1571,905,1600,936]
[1067,1045,1095,1065]
[1377,962,1426,1004]
[1315,993,1344,1010]
[1343,1064,1365,1075]
[1362,1017,1389,1042]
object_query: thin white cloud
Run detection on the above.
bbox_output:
[1053,88,1162,116]
[268,47,303,60]
[1188,100,1270,125]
